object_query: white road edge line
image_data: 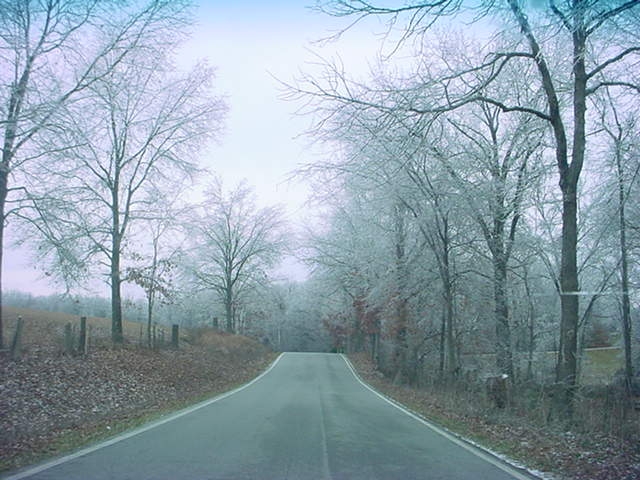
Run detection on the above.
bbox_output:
[340,354,538,480]
[3,353,285,480]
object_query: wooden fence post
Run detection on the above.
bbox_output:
[79,316,87,356]
[171,324,179,349]
[11,316,24,360]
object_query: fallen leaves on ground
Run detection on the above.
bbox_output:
[1,334,275,472]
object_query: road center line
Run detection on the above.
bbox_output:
[317,385,333,480]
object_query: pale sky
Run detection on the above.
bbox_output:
[4,0,383,295]
[189,1,379,210]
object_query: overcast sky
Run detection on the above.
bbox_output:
[189,0,379,209]
[4,0,383,295]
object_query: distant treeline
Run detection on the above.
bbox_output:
[2,290,203,327]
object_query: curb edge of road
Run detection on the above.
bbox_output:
[1,353,285,480]
[340,354,547,480]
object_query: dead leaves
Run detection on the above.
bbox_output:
[0,337,273,471]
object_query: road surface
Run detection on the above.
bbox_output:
[6,353,534,480]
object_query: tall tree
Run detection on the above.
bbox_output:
[0,0,195,347]
[432,106,543,378]
[126,188,187,348]
[400,152,462,378]
[21,45,225,343]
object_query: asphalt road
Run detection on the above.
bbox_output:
[6,353,534,480]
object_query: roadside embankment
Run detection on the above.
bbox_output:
[0,307,276,472]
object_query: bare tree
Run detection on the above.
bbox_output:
[0,0,195,347]
[432,106,544,378]
[298,59,547,378]
[190,180,286,333]
[20,45,225,343]
[400,153,462,378]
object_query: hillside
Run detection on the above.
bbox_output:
[0,307,276,472]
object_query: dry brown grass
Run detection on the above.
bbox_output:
[3,306,144,348]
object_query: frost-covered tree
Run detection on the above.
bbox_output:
[303,0,640,418]
[19,34,225,343]
[189,180,286,333]
[0,0,198,347]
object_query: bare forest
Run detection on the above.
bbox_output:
[1,1,640,478]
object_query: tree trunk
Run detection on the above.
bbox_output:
[439,307,446,377]
[147,294,153,349]
[494,254,514,377]
[277,325,282,350]
[440,219,457,377]
[554,5,588,418]
[0,53,33,350]
[110,162,124,344]
[507,0,584,420]
[111,241,123,343]
[394,297,409,383]
[225,290,234,333]
[146,244,159,348]
[393,203,409,383]
[527,309,534,381]
[370,332,379,366]
[524,270,535,381]
[556,184,579,417]
[444,279,457,376]
[616,139,634,393]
